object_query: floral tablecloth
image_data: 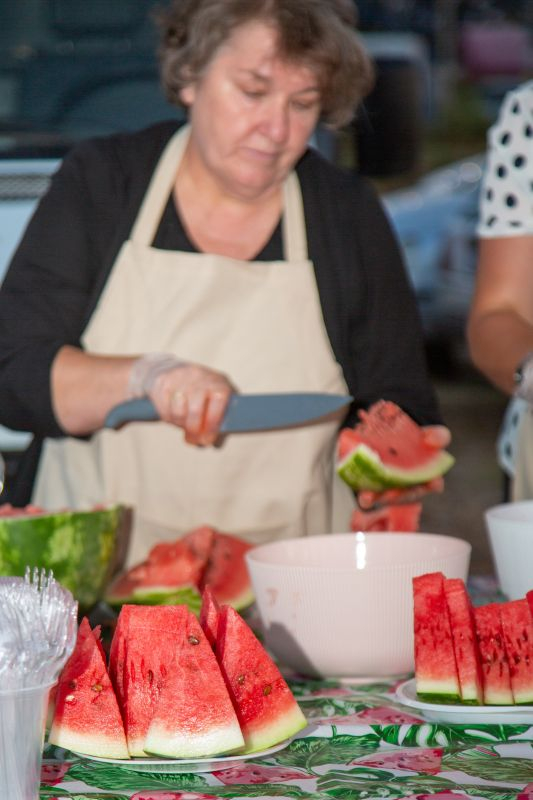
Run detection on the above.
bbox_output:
[40,672,533,800]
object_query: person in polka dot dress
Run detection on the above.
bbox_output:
[468,80,533,500]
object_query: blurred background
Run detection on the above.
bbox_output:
[0,0,531,573]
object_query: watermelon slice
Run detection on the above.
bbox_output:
[49,618,129,759]
[443,578,484,704]
[413,572,461,702]
[474,603,513,705]
[337,400,454,491]
[199,585,221,649]
[500,599,533,704]
[200,532,254,610]
[105,527,253,612]
[144,610,244,758]
[118,604,188,756]
[350,502,422,532]
[216,606,307,753]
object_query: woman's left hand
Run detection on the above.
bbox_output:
[356,424,451,511]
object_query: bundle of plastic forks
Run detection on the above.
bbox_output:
[0,568,78,690]
[0,568,78,800]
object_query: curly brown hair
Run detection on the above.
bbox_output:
[156,0,374,128]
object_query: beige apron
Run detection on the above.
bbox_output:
[33,126,355,564]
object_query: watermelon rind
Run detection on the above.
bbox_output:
[0,505,128,611]
[337,443,455,491]
[106,583,201,615]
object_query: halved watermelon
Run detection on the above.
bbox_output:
[199,585,221,649]
[49,617,129,759]
[337,401,454,491]
[105,527,253,612]
[444,578,484,704]
[144,609,244,758]
[216,606,307,753]
[500,599,533,704]
[474,603,513,705]
[118,604,188,756]
[413,572,461,702]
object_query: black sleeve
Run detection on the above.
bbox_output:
[0,139,129,437]
[301,152,441,427]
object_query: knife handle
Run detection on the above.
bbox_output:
[104,397,158,429]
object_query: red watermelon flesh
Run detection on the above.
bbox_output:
[351,502,422,532]
[119,604,188,756]
[444,578,484,704]
[474,603,513,705]
[149,525,215,565]
[500,599,533,704]
[199,585,221,649]
[216,605,307,753]
[144,609,244,758]
[200,532,254,610]
[413,572,461,701]
[337,400,454,491]
[49,617,129,759]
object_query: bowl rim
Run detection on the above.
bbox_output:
[245,531,471,572]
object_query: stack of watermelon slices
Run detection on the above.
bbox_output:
[413,571,533,705]
[48,591,307,760]
[105,526,254,613]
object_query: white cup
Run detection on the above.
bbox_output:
[0,682,54,800]
[485,500,533,600]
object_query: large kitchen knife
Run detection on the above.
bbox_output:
[104,393,352,433]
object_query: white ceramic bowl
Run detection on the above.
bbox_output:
[485,500,533,600]
[246,532,471,679]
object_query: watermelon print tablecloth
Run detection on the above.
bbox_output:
[40,672,533,800]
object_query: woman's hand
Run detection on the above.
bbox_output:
[147,361,235,446]
[356,424,451,511]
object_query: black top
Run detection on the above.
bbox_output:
[0,121,441,500]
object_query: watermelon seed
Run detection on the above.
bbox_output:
[388,447,398,456]
[68,680,77,690]
[91,683,103,693]
[188,635,200,645]
[237,674,245,685]
[263,684,272,696]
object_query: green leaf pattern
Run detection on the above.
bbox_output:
[40,679,533,799]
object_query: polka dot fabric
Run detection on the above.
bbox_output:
[478,80,533,238]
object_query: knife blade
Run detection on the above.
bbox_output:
[104,393,352,433]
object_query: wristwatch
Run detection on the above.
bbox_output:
[514,352,533,399]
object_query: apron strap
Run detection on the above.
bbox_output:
[130,124,309,262]
[130,126,191,246]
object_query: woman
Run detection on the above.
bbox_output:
[468,80,533,500]
[0,0,443,563]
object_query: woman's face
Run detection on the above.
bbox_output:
[181,20,322,201]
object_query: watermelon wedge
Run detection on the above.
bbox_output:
[443,578,484,704]
[216,606,307,753]
[500,599,533,704]
[474,603,513,705]
[144,610,244,758]
[105,527,253,612]
[350,502,422,532]
[199,585,221,649]
[337,400,454,492]
[49,618,129,759]
[118,604,188,756]
[200,532,254,609]
[413,572,461,702]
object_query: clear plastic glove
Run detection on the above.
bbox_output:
[128,353,235,446]
[356,425,451,511]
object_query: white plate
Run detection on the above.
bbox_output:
[71,737,295,774]
[396,678,533,725]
